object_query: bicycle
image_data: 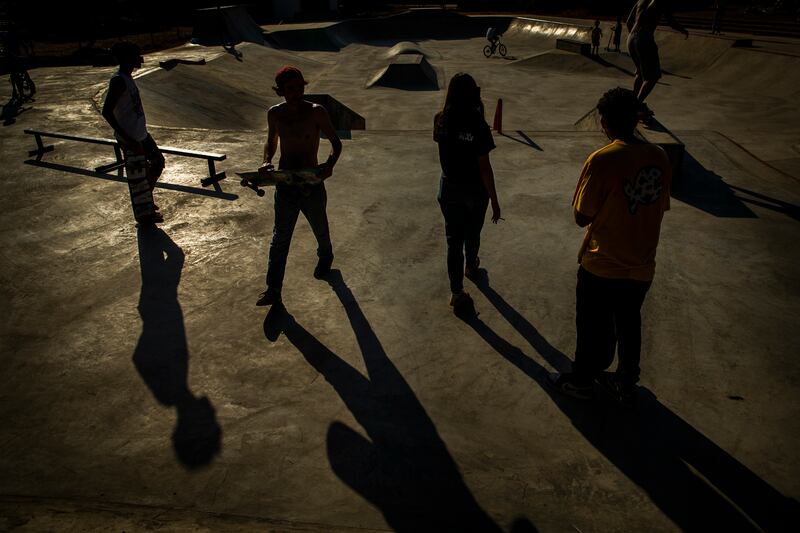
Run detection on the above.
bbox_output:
[483,36,507,58]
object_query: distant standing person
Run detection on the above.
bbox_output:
[434,73,501,314]
[591,20,603,56]
[102,41,165,225]
[711,0,726,35]
[613,16,623,52]
[256,66,342,307]
[626,0,689,116]
[549,87,672,404]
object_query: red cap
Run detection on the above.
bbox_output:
[275,65,307,89]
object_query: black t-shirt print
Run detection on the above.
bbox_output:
[434,111,495,186]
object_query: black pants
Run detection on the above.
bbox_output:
[573,266,652,386]
[437,178,488,294]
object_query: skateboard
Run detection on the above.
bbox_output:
[124,153,158,221]
[238,165,325,196]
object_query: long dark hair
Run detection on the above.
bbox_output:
[435,72,484,130]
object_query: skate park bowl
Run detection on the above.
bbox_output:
[2,6,800,532]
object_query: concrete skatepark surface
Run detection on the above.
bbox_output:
[1,9,799,532]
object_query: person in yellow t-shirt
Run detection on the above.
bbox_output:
[550,87,671,404]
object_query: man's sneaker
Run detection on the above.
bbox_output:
[465,257,481,280]
[256,289,282,307]
[548,372,593,400]
[313,256,333,279]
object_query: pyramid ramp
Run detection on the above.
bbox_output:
[366,54,440,91]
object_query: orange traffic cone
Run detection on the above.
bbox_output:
[492,98,503,134]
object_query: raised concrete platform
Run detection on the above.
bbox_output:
[1,11,798,532]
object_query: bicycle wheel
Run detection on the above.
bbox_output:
[483,45,493,58]
[499,44,507,57]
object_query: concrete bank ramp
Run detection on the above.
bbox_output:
[136,44,325,130]
[265,10,494,52]
[191,5,266,46]
[654,30,733,76]
[512,50,624,76]
[696,46,800,98]
[366,54,440,90]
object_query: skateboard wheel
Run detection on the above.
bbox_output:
[257,190,265,197]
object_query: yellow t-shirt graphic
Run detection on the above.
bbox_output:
[572,139,672,281]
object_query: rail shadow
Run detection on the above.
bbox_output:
[460,269,799,532]
[133,225,221,468]
[263,270,536,533]
[24,159,238,201]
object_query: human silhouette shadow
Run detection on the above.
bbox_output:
[461,269,799,532]
[133,225,221,469]
[263,270,536,533]
[2,97,29,126]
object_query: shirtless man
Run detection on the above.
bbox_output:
[626,0,689,114]
[256,65,342,307]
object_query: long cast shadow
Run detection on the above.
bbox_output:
[462,270,799,532]
[133,225,221,468]
[500,131,543,151]
[671,152,757,218]
[264,270,536,533]
[727,184,800,221]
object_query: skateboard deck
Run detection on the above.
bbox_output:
[239,166,324,196]
[124,153,157,220]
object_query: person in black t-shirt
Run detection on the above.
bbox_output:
[434,72,501,313]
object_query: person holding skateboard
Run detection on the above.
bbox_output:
[102,41,165,224]
[256,65,342,307]
[549,87,672,404]
[434,72,501,314]
[626,0,689,117]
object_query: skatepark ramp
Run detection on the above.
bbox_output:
[513,50,620,76]
[366,54,440,90]
[305,94,366,132]
[192,5,266,47]
[384,41,440,60]
[265,10,499,52]
[134,44,324,130]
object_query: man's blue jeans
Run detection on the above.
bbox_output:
[266,184,333,292]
